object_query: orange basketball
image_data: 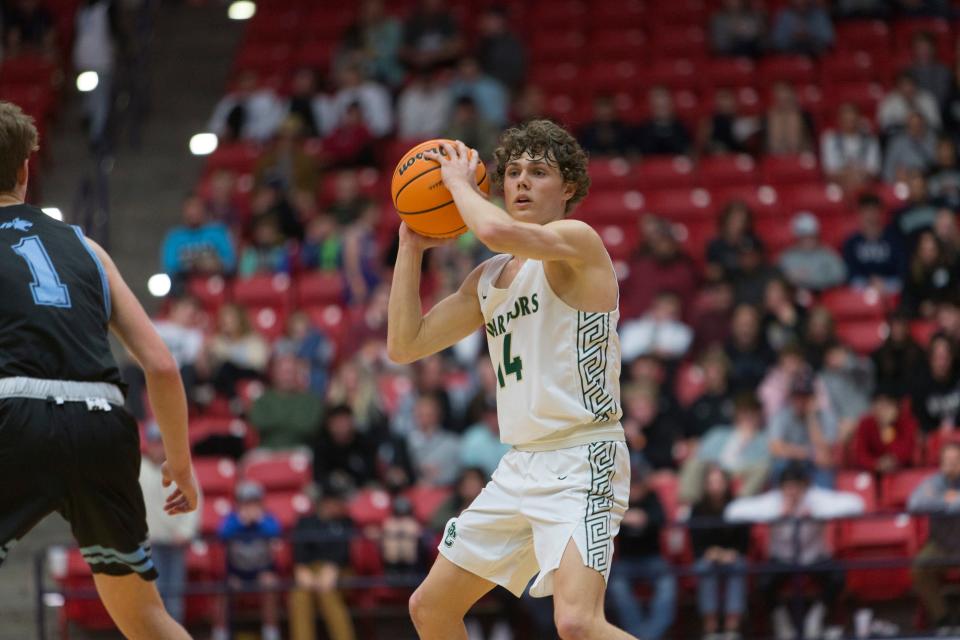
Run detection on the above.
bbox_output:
[391,139,489,238]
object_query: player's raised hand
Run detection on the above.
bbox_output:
[398,221,453,251]
[161,460,199,515]
[424,140,482,194]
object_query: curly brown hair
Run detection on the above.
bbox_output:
[492,119,590,214]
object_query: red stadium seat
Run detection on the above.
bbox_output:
[599,224,641,260]
[836,515,918,601]
[242,449,313,493]
[650,27,707,61]
[819,287,889,321]
[0,54,57,86]
[588,0,646,29]
[710,185,781,218]
[194,457,238,498]
[263,491,313,531]
[643,188,714,221]
[245,305,288,341]
[233,43,294,76]
[924,431,960,466]
[819,215,860,251]
[835,318,888,354]
[588,29,648,63]
[576,190,645,225]
[910,320,939,347]
[295,272,345,307]
[881,468,936,510]
[820,51,891,86]
[303,304,348,352]
[835,20,891,52]
[701,58,757,90]
[641,58,699,91]
[204,142,261,175]
[348,488,393,527]
[585,60,642,93]
[759,56,817,85]
[755,217,796,257]
[294,40,336,70]
[587,158,635,191]
[233,273,292,310]
[184,541,223,624]
[697,154,758,188]
[186,275,230,314]
[405,485,453,525]
[649,0,707,27]
[836,470,878,512]
[774,183,849,219]
[649,471,680,522]
[528,63,581,93]
[892,18,953,55]
[759,154,822,186]
[529,30,585,63]
[635,156,697,190]
[201,496,233,536]
[190,416,259,453]
[821,82,885,121]
[527,0,587,30]
[674,218,714,264]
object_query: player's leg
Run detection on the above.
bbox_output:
[552,540,636,640]
[92,573,191,640]
[409,554,496,640]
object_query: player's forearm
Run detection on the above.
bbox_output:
[145,366,192,471]
[448,181,517,249]
[387,243,426,363]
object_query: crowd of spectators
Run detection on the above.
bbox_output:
[136,0,960,638]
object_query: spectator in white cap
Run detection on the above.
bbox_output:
[778,211,847,292]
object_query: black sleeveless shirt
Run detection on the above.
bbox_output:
[0,204,124,388]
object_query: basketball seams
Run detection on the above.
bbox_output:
[396,164,488,215]
[393,165,441,209]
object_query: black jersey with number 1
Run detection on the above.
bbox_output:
[0,204,124,388]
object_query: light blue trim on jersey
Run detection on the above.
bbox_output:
[71,226,111,319]
[80,543,154,574]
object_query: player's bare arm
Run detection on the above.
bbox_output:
[386,225,486,364]
[88,239,198,515]
[425,141,617,313]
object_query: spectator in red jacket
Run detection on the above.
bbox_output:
[851,386,918,473]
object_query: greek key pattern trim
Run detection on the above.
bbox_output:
[584,441,616,573]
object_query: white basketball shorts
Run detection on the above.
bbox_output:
[438,440,630,598]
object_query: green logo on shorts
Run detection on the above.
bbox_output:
[443,521,457,547]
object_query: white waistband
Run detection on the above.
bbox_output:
[0,377,124,405]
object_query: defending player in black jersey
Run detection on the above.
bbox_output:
[0,101,198,639]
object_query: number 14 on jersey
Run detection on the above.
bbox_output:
[496,332,523,389]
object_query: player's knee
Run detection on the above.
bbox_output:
[555,611,596,640]
[408,587,429,627]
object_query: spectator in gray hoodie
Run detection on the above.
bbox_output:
[779,212,847,292]
[818,342,874,443]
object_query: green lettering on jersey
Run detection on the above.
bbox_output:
[484,293,541,338]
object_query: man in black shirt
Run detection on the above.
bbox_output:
[289,484,356,640]
[0,101,197,638]
[605,462,677,639]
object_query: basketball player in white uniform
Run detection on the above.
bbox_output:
[387,122,634,640]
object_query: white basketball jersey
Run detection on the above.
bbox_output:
[478,254,624,451]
